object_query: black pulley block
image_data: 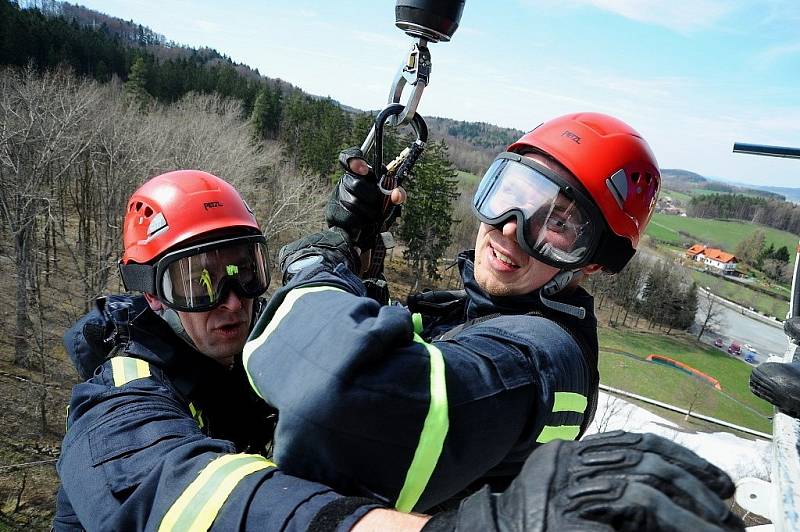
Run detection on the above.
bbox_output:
[395,0,465,42]
[750,361,800,419]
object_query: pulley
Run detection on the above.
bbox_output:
[395,0,465,43]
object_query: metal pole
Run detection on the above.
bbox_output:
[733,143,800,159]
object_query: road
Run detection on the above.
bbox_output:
[693,303,789,364]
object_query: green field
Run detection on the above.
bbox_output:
[690,270,788,318]
[646,213,798,260]
[661,188,692,205]
[598,328,773,433]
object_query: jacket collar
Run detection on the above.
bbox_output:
[458,250,595,322]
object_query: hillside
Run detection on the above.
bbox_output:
[662,169,787,200]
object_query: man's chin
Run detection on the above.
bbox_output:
[476,270,516,298]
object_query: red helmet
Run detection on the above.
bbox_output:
[121,170,260,265]
[507,112,660,271]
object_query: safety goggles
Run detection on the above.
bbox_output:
[120,235,270,312]
[472,152,604,269]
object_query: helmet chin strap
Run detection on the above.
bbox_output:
[539,270,586,319]
[155,307,200,351]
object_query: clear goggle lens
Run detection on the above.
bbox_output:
[158,236,270,311]
[473,155,598,267]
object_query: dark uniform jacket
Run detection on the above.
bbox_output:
[245,250,599,513]
[54,296,380,531]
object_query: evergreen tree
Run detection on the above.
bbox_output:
[774,245,791,264]
[397,140,460,286]
[124,56,151,108]
[758,242,775,265]
[677,282,699,330]
[250,85,282,140]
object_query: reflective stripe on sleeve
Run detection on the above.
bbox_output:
[535,425,582,443]
[412,312,423,335]
[111,357,151,387]
[158,454,275,532]
[394,333,449,513]
[552,392,588,413]
[535,391,587,444]
[242,285,345,398]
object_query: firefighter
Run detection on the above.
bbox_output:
[246,113,666,510]
[54,171,386,530]
[55,147,741,531]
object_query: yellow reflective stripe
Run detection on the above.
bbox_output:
[189,402,205,430]
[243,285,345,398]
[395,333,449,513]
[111,357,151,387]
[412,312,423,335]
[552,392,588,413]
[159,454,275,532]
[536,425,581,444]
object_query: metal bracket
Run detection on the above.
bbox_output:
[387,38,431,127]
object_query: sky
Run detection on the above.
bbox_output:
[71,0,800,187]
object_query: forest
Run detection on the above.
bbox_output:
[689,193,800,235]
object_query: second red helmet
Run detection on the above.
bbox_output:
[121,170,261,265]
[508,112,660,262]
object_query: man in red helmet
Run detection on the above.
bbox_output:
[54,170,397,530]
[242,113,742,530]
[54,137,741,531]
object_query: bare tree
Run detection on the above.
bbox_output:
[680,377,718,421]
[696,289,725,340]
[591,392,633,434]
[0,66,99,366]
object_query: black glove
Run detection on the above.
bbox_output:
[278,228,361,284]
[750,361,800,418]
[325,147,385,251]
[423,431,744,532]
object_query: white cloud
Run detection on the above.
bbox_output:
[756,41,800,66]
[539,0,737,32]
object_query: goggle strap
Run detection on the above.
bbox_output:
[119,263,156,293]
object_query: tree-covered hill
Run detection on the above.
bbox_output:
[662,169,785,200]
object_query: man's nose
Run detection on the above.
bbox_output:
[218,287,243,311]
[501,218,518,239]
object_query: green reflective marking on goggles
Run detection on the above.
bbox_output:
[226,264,239,276]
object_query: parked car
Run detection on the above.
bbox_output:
[713,338,724,348]
[728,342,742,356]
[744,347,760,364]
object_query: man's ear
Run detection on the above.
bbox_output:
[581,263,603,276]
[143,293,163,312]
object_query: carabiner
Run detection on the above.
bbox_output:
[387,38,431,127]
[366,103,429,195]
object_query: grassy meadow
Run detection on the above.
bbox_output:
[598,328,773,433]
[645,213,798,258]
